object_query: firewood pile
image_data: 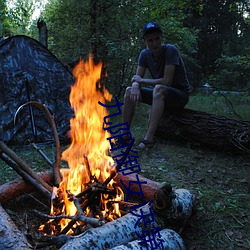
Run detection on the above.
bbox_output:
[0,140,196,250]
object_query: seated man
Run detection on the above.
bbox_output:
[123,21,191,148]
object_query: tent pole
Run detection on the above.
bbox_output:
[25,78,38,142]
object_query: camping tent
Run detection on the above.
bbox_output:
[0,35,74,145]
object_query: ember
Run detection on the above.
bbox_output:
[39,55,124,235]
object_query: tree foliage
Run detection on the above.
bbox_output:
[2,0,250,93]
[185,0,250,89]
[0,0,11,36]
[41,0,197,95]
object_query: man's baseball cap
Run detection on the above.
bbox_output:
[142,22,162,38]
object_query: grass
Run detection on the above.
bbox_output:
[186,93,250,120]
[0,94,249,249]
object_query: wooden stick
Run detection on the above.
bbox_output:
[59,191,104,235]
[0,141,52,193]
[83,155,92,181]
[32,142,53,167]
[72,194,104,227]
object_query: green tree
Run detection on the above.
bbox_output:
[0,0,12,36]
[42,0,198,95]
[185,0,250,89]
[5,0,36,35]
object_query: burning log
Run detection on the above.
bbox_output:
[0,204,32,249]
[110,228,186,250]
[59,185,195,249]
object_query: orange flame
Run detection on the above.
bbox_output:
[44,55,123,234]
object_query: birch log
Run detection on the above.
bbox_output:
[0,204,32,249]
[110,228,186,250]
[59,186,195,250]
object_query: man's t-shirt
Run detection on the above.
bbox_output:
[138,44,191,91]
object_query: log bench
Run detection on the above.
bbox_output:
[155,108,250,154]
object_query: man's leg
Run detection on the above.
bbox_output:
[139,85,166,147]
[122,87,136,130]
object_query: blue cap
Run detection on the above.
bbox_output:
[142,22,162,38]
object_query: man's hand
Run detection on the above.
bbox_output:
[131,74,142,83]
[130,82,141,102]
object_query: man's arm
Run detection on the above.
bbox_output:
[129,66,146,102]
[132,64,176,87]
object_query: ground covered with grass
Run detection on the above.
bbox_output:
[0,94,249,249]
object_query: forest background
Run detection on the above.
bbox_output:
[1,0,250,96]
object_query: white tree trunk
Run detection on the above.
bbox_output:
[0,204,32,249]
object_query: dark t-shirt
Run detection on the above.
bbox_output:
[138,44,190,91]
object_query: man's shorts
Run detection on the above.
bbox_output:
[140,87,189,112]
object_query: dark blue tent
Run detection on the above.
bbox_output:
[0,35,74,144]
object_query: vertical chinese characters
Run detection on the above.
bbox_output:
[98,97,163,249]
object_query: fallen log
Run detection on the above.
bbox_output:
[0,172,157,205]
[0,141,53,193]
[114,172,162,203]
[155,108,250,154]
[0,171,53,204]
[0,204,32,249]
[110,228,186,250]
[59,186,195,249]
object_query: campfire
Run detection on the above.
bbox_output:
[0,55,196,249]
[39,55,125,236]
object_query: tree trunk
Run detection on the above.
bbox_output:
[0,204,32,249]
[59,186,195,250]
[110,228,185,250]
[155,108,250,154]
[0,171,53,204]
[37,19,48,47]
